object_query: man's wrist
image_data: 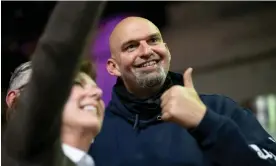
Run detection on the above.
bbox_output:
[189,109,221,141]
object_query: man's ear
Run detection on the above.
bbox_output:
[6,90,18,108]
[106,58,121,77]
[164,42,171,61]
[164,43,169,50]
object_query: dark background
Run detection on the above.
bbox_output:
[1,1,174,91]
[2,1,276,137]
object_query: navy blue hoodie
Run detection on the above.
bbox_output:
[89,72,276,166]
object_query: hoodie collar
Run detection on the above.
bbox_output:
[109,71,184,129]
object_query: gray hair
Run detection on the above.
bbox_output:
[8,61,32,91]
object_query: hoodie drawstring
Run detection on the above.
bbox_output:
[157,114,162,121]
[133,114,139,129]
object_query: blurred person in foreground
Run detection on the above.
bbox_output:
[90,16,276,166]
[2,1,105,166]
[4,60,104,166]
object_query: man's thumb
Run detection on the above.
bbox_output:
[183,67,194,88]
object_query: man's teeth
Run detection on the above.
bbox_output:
[83,105,96,112]
[141,61,157,67]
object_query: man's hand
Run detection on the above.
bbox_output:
[161,68,207,129]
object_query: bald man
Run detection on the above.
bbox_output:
[89,17,276,166]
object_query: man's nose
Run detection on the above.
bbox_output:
[139,41,153,58]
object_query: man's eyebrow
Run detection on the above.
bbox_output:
[149,33,161,38]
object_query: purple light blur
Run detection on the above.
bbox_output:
[91,14,129,105]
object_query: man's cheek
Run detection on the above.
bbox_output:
[153,46,168,56]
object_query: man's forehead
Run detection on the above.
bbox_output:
[110,17,161,48]
[121,31,160,45]
[118,22,159,40]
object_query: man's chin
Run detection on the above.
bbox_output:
[136,75,165,88]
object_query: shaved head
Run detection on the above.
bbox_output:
[109,17,161,57]
[106,16,171,98]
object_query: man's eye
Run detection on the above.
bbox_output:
[148,37,159,44]
[125,44,137,52]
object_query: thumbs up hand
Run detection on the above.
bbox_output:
[161,68,207,129]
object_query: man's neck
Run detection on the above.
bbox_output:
[125,82,164,99]
[61,126,94,152]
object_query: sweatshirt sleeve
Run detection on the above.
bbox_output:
[190,95,276,166]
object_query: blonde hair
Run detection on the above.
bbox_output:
[79,57,97,81]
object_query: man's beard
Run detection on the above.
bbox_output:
[134,67,167,88]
